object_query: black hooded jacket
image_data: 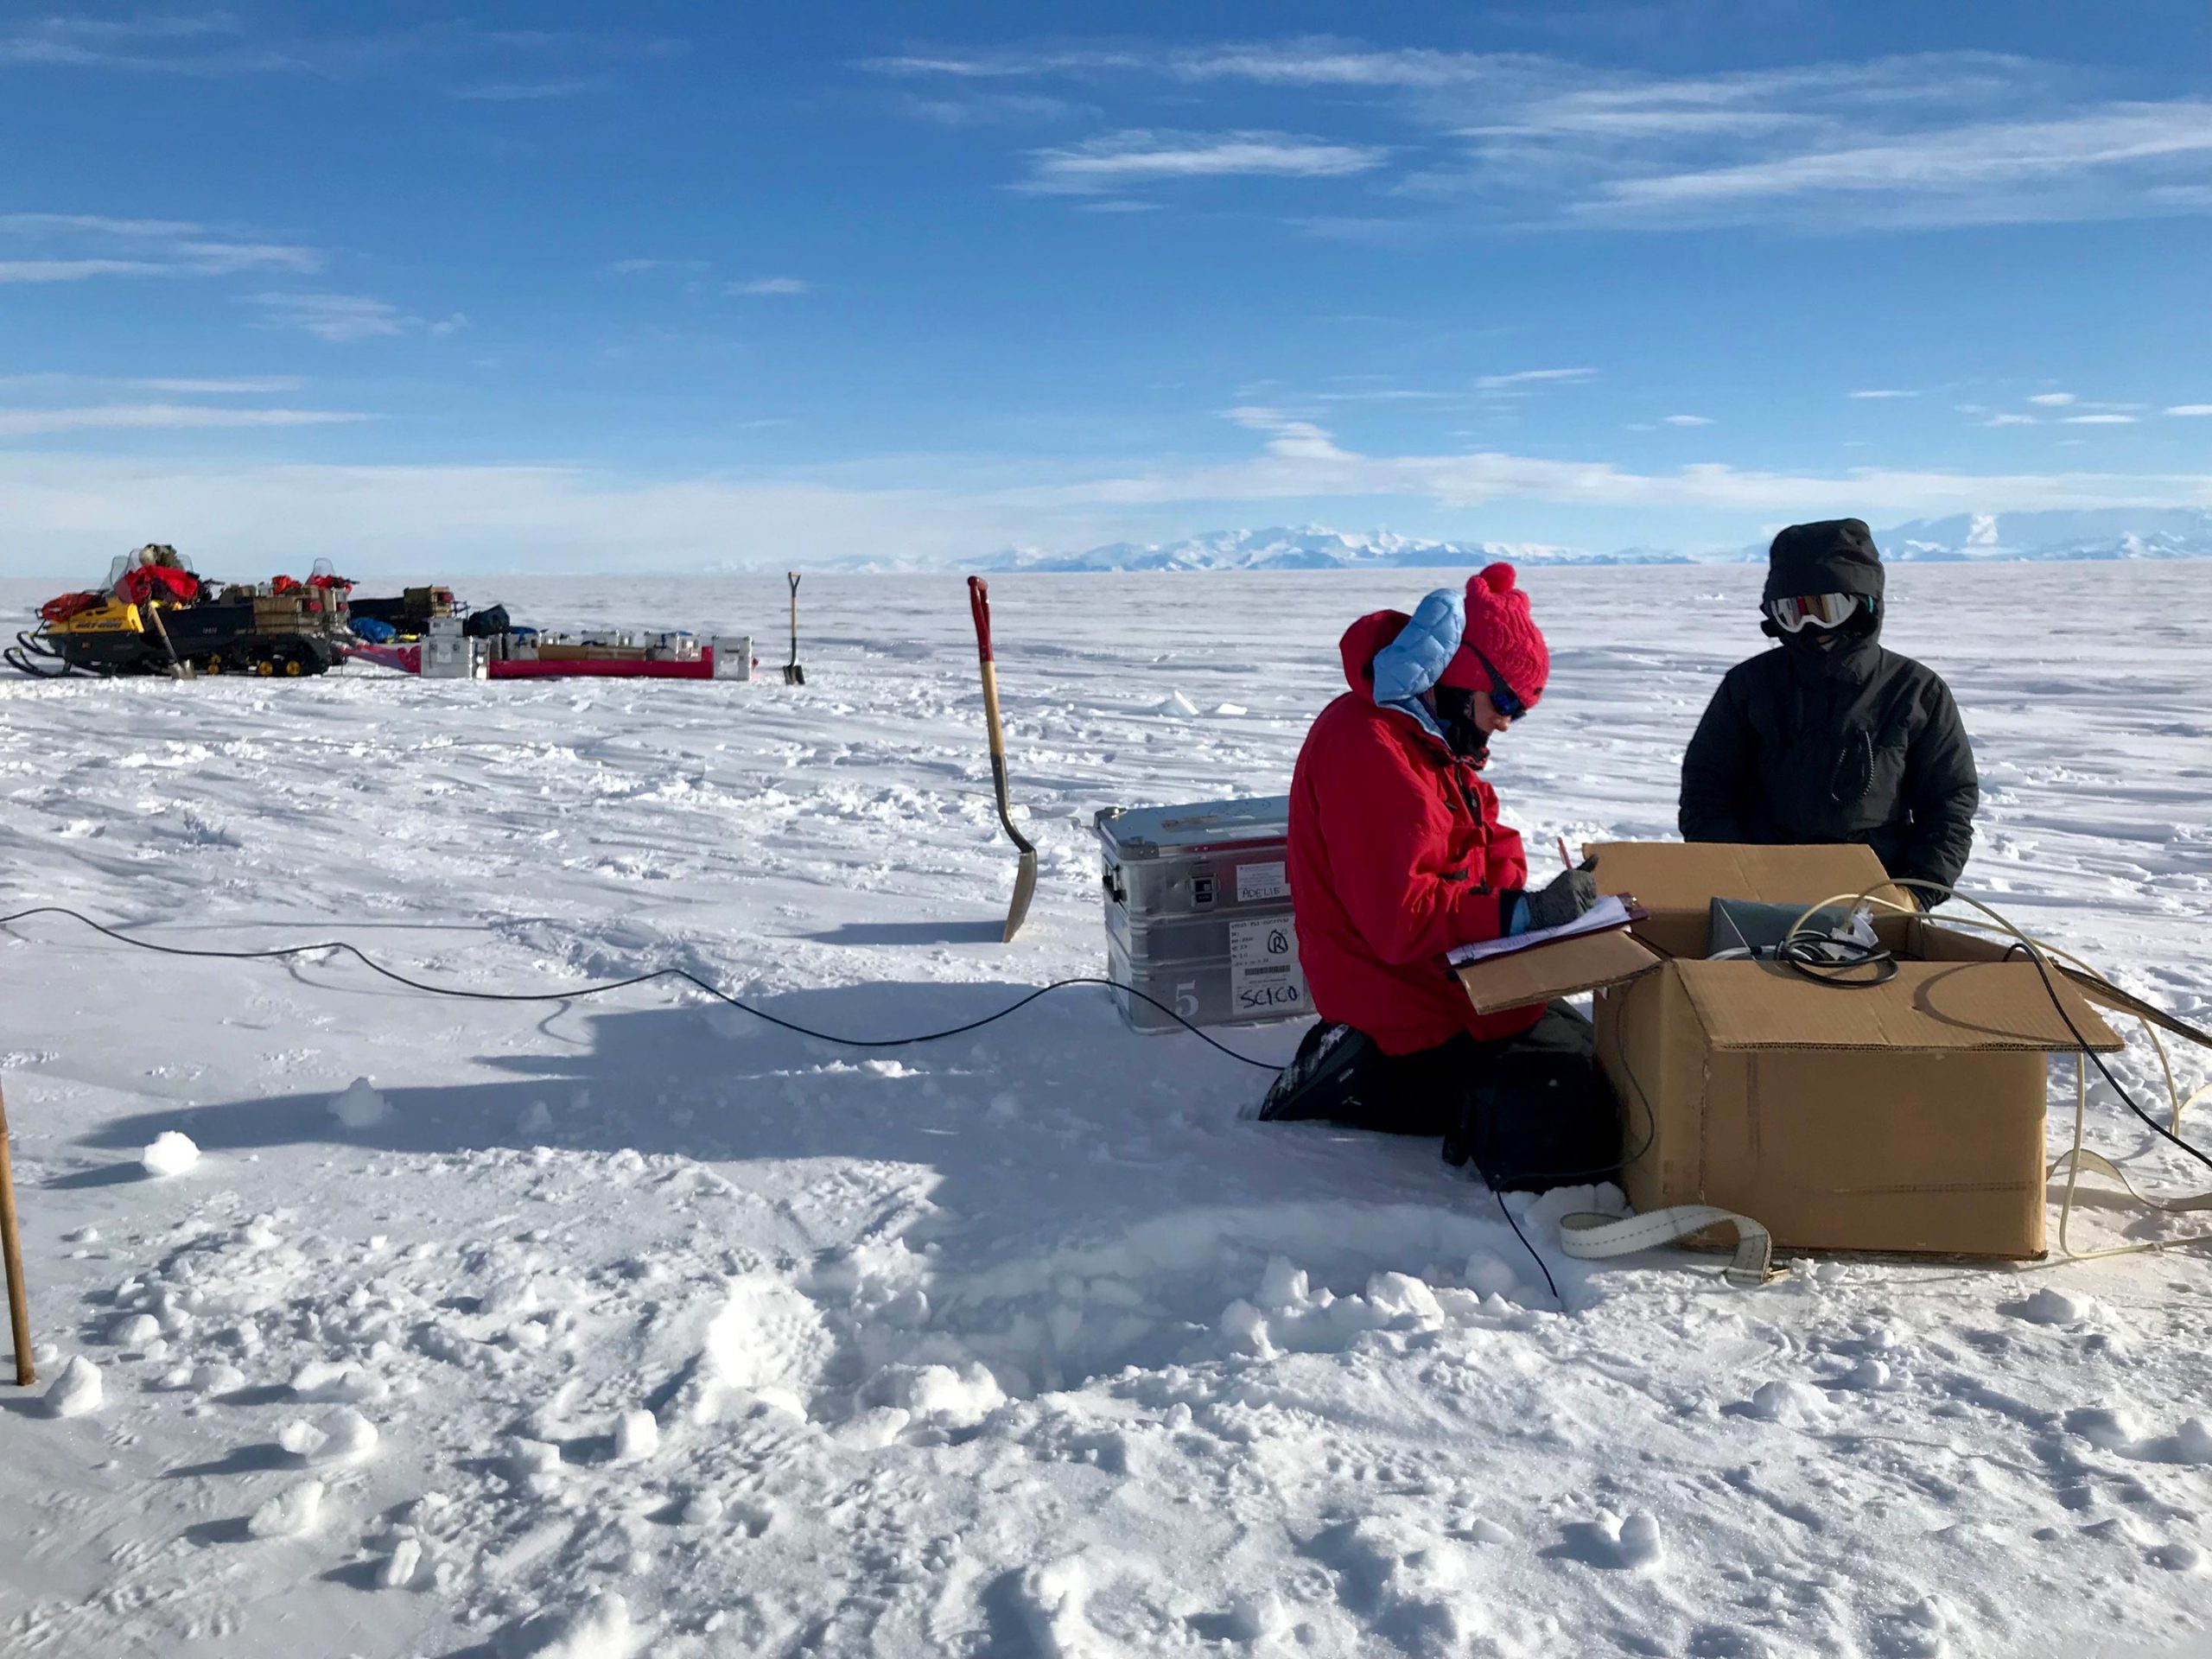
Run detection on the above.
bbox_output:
[1678,519,1979,895]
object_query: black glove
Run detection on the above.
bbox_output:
[1521,860,1599,932]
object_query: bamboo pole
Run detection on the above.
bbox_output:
[0,1077,31,1386]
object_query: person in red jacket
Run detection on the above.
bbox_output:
[1256,564,1616,1191]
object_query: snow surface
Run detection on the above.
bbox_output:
[1,564,2209,1657]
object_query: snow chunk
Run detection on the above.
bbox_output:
[2005,1287,2089,1325]
[156,1360,245,1395]
[1742,1380,1831,1425]
[329,1077,391,1129]
[112,1313,162,1347]
[43,1356,103,1418]
[868,1362,1005,1429]
[379,1539,423,1589]
[247,1479,325,1540]
[290,1359,391,1403]
[681,1491,724,1526]
[1019,1558,1094,1659]
[1154,690,1199,716]
[495,1590,643,1659]
[141,1131,200,1178]
[1365,1271,1445,1327]
[280,1408,379,1468]
[1256,1255,1308,1311]
[1228,1590,1290,1641]
[1617,1511,1664,1572]
[1464,1250,1521,1299]
[613,1408,659,1463]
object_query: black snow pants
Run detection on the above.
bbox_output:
[1255,1002,1620,1192]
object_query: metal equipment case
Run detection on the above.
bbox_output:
[1095,796,1308,1033]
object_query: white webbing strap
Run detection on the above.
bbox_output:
[2050,1148,2212,1216]
[1557,1205,1779,1288]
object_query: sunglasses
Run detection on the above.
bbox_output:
[1769,592,1872,633]
[1473,650,1529,720]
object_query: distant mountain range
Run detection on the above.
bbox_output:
[973,510,2212,572]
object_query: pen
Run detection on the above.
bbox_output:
[1557,836,1573,871]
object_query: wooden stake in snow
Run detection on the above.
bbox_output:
[0,1078,32,1386]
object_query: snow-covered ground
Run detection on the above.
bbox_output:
[2,563,2209,1659]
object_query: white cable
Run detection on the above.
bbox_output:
[1788,880,2212,1266]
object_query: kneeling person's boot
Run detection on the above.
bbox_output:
[1256,1021,1380,1122]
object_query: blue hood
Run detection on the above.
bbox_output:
[1368,587,1465,738]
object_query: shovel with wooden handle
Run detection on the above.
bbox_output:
[1,1078,32,1385]
[783,572,806,685]
[967,576,1037,944]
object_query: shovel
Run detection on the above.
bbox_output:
[967,576,1037,943]
[783,572,806,685]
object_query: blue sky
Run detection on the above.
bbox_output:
[3,2,2211,571]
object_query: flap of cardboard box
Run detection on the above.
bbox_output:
[1674,957,2125,1052]
[1455,926,1662,1014]
[1586,842,1905,919]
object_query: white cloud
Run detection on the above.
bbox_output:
[0,258,169,283]
[2027,391,2077,405]
[881,43,2212,233]
[893,92,1090,127]
[1023,130,1388,194]
[2169,404,2212,416]
[728,277,809,296]
[0,16,677,82]
[1476,367,1596,390]
[1580,103,2212,227]
[1663,414,1713,426]
[607,257,709,276]
[8,422,2212,575]
[1222,405,1351,461]
[1979,413,2039,426]
[450,78,601,101]
[130,377,306,394]
[2063,413,2137,425]
[251,293,462,342]
[1848,388,1919,399]
[0,404,368,437]
[0,213,319,281]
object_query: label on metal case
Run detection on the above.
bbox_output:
[1230,915,1306,1016]
[1236,860,1289,903]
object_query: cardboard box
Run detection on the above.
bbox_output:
[1452,842,2121,1260]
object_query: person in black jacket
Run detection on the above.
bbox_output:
[1679,518,1979,901]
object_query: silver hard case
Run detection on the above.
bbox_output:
[1095,796,1309,1033]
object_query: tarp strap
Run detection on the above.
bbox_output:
[1557,1205,1780,1289]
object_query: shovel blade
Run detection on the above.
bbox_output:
[1001,849,1039,944]
[784,664,806,685]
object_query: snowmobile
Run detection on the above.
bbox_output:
[7,547,352,680]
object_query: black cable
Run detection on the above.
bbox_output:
[1999,941,2212,1179]
[1776,930,1897,988]
[0,905,1282,1071]
[1477,1166,1561,1307]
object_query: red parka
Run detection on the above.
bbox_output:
[1288,609,1542,1056]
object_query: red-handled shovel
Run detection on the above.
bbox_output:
[967,576,1038,943]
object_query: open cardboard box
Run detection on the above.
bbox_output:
[1452,842,2123,1260]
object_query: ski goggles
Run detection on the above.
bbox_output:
[1767,592,1871,633]
[1472,650,1529,719]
